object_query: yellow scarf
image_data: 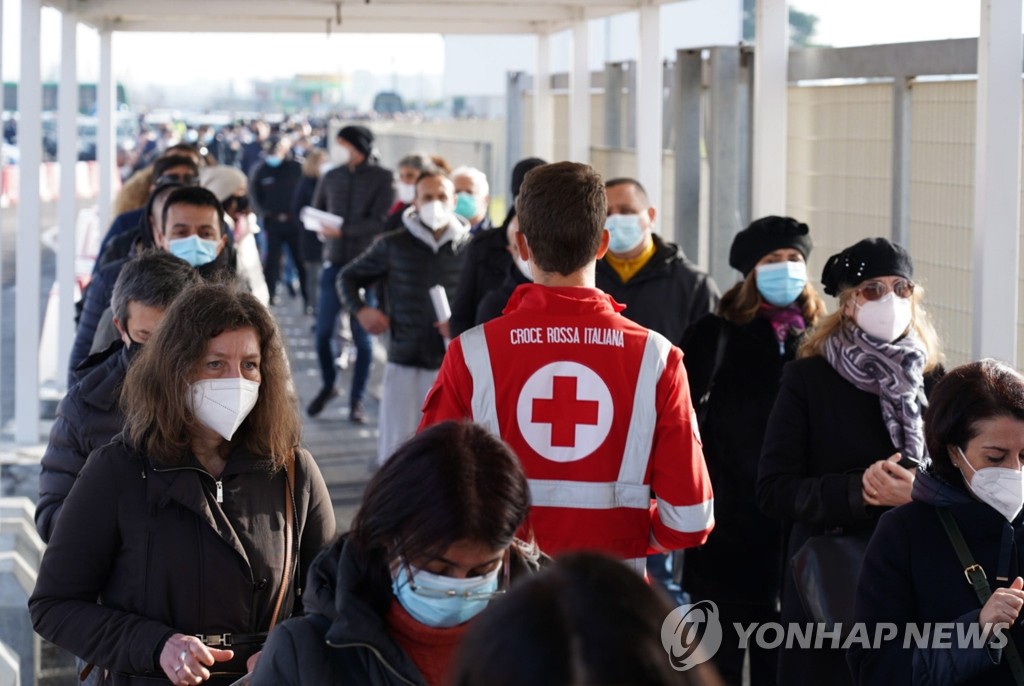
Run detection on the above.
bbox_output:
[604,239,656,282]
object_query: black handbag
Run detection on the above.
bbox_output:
[790,531,870,630]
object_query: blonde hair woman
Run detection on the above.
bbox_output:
[757,237,944,685]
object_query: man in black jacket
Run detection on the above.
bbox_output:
[307,126,395,422]
[339,170,470,464]
[36,252,201,542]
[596,177,719,348]
[250,135,306,306]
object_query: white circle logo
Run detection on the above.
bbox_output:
[515,361,613,462]
[660,600,723,672]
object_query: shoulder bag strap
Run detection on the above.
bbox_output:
[268,456,297,631]
[936,507,1024,685]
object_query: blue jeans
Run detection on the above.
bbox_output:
[315,263,374,406]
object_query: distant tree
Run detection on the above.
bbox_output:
[743,0,822,47]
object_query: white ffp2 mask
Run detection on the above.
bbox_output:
[855,292,913,342]
[418,200,452,231]
[959,447,1024,522]
[190,378,260,441]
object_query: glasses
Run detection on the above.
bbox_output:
[856,279,914,301]
[403,549,510,601]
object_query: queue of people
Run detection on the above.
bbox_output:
[32,117,1024,686]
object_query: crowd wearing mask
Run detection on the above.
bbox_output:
[31,110,1024,686]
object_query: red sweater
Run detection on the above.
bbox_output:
[385,599,468,686]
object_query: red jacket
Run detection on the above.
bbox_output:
[419,284,714,569]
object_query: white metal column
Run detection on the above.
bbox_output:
[15,0,42,444]
[57,11,78,391]
[751,0,788,217]
[569,18,591,163]
[534,31,554,161]
[971,0,1023,364]
[636,2,662,211]
[97,29,116,234]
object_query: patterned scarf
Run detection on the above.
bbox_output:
[822,323,929,465]
[758,303,806,354]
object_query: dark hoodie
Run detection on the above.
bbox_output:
[251,535,544,686]
[848,468,1024,685]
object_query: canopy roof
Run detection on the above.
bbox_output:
[51,0,683,35]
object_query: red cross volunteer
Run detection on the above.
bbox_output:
[419,283,715,571]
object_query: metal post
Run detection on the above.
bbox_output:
[534,32,554,161]
[569,17,591,163]
[636,1,663,210]
[673,49,702,259]
[891,76,912,247]
[751,0,788,217]
[625,60,637,149]
[15,0,42,444]
[57,10,78,392]
[97,29,116,235]
[505,71,525,209]
[706,46,743,288]
[972,0,1022,363]
[604,62,624,148]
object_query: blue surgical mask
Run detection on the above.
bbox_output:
[391,560,501,628]
[169,235,220,268]
[265,155,282,168]
[756,260,807,307]
[454,192,478,220]
[606,214,646,254]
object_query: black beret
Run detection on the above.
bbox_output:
[729,216,813,276]
[511,157,547,199]
[820,237,913,296]
[337,125,374,157]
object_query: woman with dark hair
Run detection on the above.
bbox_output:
[30,283,336,685]
[757,237,944,684]
[849,360,1024,684]
[250,421,543,686]
[682,215,826,686]
[452,551,722,686]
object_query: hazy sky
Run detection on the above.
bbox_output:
[0,0,1005,86]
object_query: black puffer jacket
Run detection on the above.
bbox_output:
[595,234,719,347]
[251,535,544,686]
[29,439,336,685]
[69,257,128,384]
[312,159,395,265]
[449,225,512,337]
[249,158,304,232]
[339,208,471,370]
[37,342,133,543]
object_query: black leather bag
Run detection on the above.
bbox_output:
[790,532,870,630]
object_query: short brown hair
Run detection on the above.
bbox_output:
[120,282,300,469]
[516,162,606,276]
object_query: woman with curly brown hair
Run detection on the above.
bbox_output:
[30,283,336,686]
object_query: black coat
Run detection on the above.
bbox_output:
[313,160,395,265]
[475,263,530,328]
[449,225,512,338]
[29,439,336,685]
[757,355,941,684]
[70,257,127,384]
[291,174,324,263]
[249,159,304,233]
[849,469,1024,685]
[251,535,544,686]
[680,313,797,612]
[339,217,470,370]
[595,234,719,348]
[36,342,133,543]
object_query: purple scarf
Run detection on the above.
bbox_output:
[758,303,806,354]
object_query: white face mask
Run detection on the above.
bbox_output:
[334,146,351,166]
[514,254,533,281]
[958,447,1024,522]
[190,378,260,441]
[855,292,913,342]
[396,181,416,204]
[418,200,452,231]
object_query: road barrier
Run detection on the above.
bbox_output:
[0,162,121,208]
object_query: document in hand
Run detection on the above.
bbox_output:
[299,206,344,232]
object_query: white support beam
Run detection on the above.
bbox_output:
[751,0,788,217]
[972,0,1023,364]
[635,1,662,212]
[15,0,42,444]
[57,10,78,391]
[534,32,554,161]
[569,18,591,163]
[83,17,549,35]
[97,29,116,236]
